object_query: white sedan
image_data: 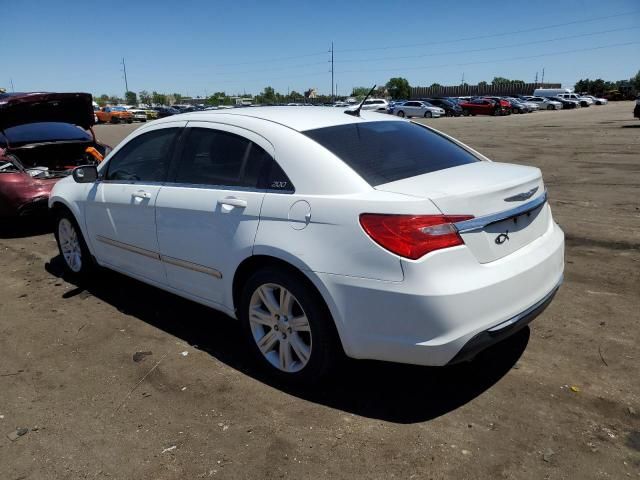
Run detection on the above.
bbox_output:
[127,108,148,122]
[583,95,608,105]
[49,107,564,382]
[523,96,563,110]
[392,101,445,118]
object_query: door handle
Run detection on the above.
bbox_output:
[218,197,247,209]
[132,190,151,200]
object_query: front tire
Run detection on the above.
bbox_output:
[239,268,340,383]
[54,210,94,278]
[424,111,432,118]
[397,110,405,118]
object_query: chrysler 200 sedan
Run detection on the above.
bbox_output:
[49,108,564,382]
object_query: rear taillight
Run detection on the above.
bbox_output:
[359,214,474,260]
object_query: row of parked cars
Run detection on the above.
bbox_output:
[356,89,609,119]
[92,104,204,124]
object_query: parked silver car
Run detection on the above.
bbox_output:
[392,101,445,118]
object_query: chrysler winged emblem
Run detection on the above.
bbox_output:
[504,186,539,202]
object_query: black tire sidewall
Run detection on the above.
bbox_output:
[238,268,339,383]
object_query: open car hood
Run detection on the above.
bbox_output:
[0,92,94,131]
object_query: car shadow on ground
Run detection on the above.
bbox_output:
[45,255,528,424]
[0,216,53,239]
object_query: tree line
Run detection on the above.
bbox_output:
[574,70,640,97]
[94,70,639,106]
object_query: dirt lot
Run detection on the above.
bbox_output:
[1,102,639,480]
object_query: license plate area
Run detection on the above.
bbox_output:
[460,203,548,263]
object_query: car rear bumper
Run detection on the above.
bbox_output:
[447,275,561,364]
[316,218,564,366]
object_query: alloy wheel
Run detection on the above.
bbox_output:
[248,283,312,373]
[58,218,82,272]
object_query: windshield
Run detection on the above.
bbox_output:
[303,121,479,186]
[2,122,91,147]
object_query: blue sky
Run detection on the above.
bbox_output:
[3,0,639,97]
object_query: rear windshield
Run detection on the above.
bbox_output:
[302,121,479,186]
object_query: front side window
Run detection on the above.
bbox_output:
[105,128,178,182]
[303,121,479,186]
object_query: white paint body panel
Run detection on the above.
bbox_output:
[49,107,564,367]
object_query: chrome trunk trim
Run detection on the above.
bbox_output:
[454,191,547,233]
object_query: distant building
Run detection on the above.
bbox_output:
[304,88,318,99]
[231,96,254,106]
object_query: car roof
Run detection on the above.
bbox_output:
[154,106,403,132]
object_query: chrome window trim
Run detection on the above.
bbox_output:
[454,191,547,233]
[97,180,166,186]
[161,181,264,192]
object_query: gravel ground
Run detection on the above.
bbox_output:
[0,101,638,479]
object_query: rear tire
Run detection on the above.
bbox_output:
[53,209,95,279]
[462,109,470,116]
[238,267,341,384]
[397,110,405,118]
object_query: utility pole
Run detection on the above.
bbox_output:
[121,57,129,94]
[461,72,465,85]
[541,67,545,86]
[330,41,334,101]
[10,78,15,92]
[535,71,538,86]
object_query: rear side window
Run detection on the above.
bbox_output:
[303,121,479,186]
[105,128,178,182]
[175,127,294,191]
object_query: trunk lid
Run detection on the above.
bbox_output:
[0,92,94,131]
[375,162,549,263]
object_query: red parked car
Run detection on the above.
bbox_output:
[0,92,108,217]
[460,98,498,116]
[483,97,512,115]
[459,98,511,116]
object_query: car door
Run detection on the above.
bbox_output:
[85,122,185,283]
[412,101,424,116]
[471,99,484,114]
[402,101,415,116]
[155,122,275,305]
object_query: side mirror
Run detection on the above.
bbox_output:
[72,165,98,183]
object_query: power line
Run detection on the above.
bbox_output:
[336,26,640,65]
[216,50,327,67]
[336,41,640,75]
[336,10,640,54]
[206,10,637,72]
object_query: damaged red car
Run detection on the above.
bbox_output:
[0,92,108,217]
